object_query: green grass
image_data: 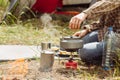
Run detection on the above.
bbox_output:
[0,1,75,45]
[0,0,9,21]
[0,2,120,80]
[0,0,8,7]
[0,19,74,45]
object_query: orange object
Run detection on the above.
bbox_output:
[55,11,80,15]
[7,58,28,76]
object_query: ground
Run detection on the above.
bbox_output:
[0,58,120,80]
[0,3,120,80]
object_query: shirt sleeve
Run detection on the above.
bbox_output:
[82,0,120,32]
[83,0,120,20]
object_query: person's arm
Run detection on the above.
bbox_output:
[69,0,120,29]
[82,0,120,32]
[83,0,120,20]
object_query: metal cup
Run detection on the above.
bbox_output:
[41,42,51,50]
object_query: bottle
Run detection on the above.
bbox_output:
[102,26,116,70]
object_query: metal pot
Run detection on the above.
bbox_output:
[40,50,54,72]
[60,36,83,52]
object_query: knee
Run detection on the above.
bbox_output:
[78,42,103,65]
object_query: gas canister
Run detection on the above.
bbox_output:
[65,59,77,69]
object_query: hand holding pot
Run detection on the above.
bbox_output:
[73,29,89,38]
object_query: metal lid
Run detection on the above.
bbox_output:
[41,50,54,54]
[63,36,81,40]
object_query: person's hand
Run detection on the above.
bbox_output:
[69,12,87,29]
[73,29,89,38]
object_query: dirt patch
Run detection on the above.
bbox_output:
[0,59,119,80]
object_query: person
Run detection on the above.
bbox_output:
[69,0,120,65]
[3,0,63,23]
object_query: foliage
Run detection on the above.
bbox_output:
[0,0,8,7]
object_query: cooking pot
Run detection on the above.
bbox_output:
[60,36,83,52]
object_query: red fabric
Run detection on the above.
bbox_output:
[57,0,63,8]
[31,0,63,13]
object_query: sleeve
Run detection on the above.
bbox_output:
[83,0,120,20]
[82,0,120,32]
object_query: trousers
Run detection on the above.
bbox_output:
[79,31,120,65]
[79,31,104,65]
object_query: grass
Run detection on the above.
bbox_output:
[0,0,9,22]
[0,0,8,7]
[0,20,71,45]
[0,19,120,80]
[0,1,120,80]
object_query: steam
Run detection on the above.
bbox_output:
[40,13,60,38]
[40,13,52,27]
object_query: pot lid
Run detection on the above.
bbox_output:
[63,36,81,40]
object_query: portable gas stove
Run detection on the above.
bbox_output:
[60,36,83,69]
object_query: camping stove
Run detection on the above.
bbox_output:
[60,36,83,69]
